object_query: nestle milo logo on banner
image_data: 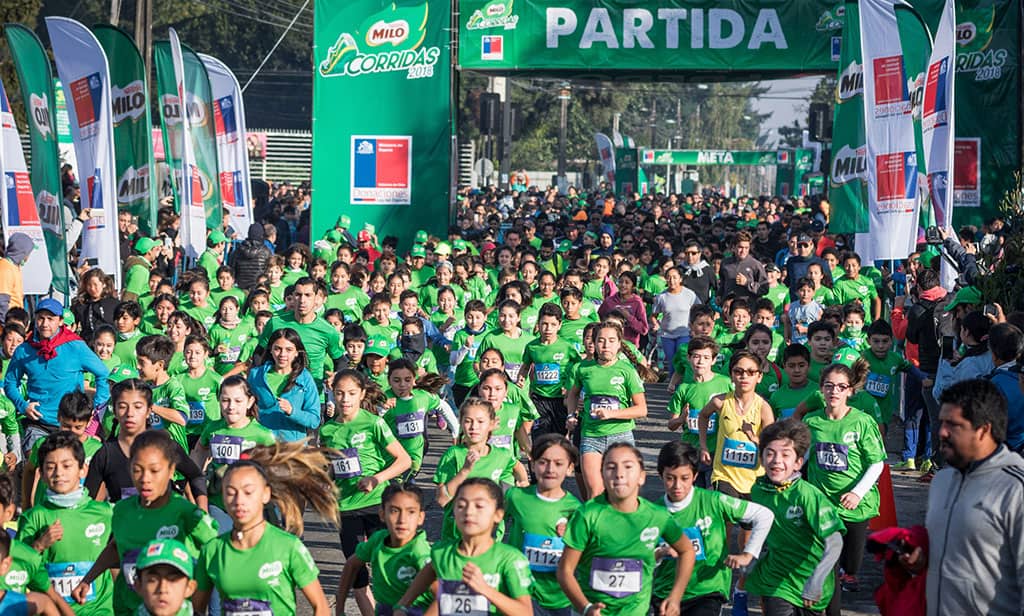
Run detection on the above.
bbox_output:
[908,72,925,120]
[171,165,215,201]
[467,0,519,30]
[161,93,208,127]
[319,2,440,80]
[546,7,788,50]
[836,61,863,102]
[831,144,867,185]
[815,4,844,31]
[37,190,61,234]
[118,166,150,204]
[955,7,1006,81]
[28,93,53,139]
[112,80,147,124]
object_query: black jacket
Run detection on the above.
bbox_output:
[230,240,272,291]
[71,297,120,342]
[906,292,951,374]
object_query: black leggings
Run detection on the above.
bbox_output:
[340,506,384,588]
[763,596,823,616]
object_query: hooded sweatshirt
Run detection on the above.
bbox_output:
[0,232,33,320]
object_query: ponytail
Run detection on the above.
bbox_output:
[597,321,659,383]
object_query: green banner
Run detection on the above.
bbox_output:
[154,41,222,229]
[94,25,159,236]
[4,24,70,295]
[828,0,867,234]
[312,0,452,244]
[459,0,843,74]
[640,149,778,166]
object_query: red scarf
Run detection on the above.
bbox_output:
[28,326,82,360]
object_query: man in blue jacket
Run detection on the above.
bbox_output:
[3,298,109,454]
[988,322,1024,453]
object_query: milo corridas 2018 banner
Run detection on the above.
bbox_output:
[312,0,452,243]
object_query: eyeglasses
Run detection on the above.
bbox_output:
[684,250,700,256]
[798,243,811,248]
[731,368,760,377]
[822,382,851,392]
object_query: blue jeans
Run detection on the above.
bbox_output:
[660,336,688,378]
[902,371,931,461]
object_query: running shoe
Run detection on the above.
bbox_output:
[839,573,860,592]
[919,459,933,474]
[891,459,916,471]
[731,590,749,616]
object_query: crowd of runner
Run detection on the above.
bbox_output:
[0,181,1019,616]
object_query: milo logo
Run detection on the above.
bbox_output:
[466,0,519,30]
[830,144,867,185]
[160,93,207,127]
[318,2,440,80]
[156,525,180,540]
[258,561,283,579]
[366,19,409,47]
[29,93,53,139]
[5,571,28,587]
[85,523,106,539]
[111,80,147,124]
[397,566,417,581]
[117,165,150,204]
[785,505,804,520]
[836,61,863,102]
[956,22,976,46]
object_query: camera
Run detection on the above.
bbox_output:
[925,226,942,245]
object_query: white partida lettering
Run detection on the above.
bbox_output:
[84,523,106,539]
[259,561,284,579]
[366,19,410,47]
[29,93,53,138]
[546,8,787,50]
[156,525,179,540]
[831,144,868,185]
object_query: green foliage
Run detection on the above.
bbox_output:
[976,171,1024,310]
[0,0,44,127]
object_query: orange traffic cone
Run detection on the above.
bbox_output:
[869,463,899,531]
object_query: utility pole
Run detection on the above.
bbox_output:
[110,0,122,24]
[499,78,512,189]
[134,0,153,89]
[557,81,571,189]
[648,97,657,148]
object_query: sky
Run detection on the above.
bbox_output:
[751,76,823,146]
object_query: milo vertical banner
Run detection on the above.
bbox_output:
[166,29,206,258]
[154,41,183,203]
[313,0,451,241]
[0,79,53,294]
[4,24,70,295]
[858,0,919,262]
[53,80,78,173]
[46,16,121,287]
[180,45,221,229]
[199,53,253,238]
[94,24,158,236]
[829,0,869,235]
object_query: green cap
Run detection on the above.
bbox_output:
[944,286,983,312]
[410,245,426,258]
[326,230,342,243]
[134,237,160,255]
[364,334,393,357]
[136,539,194,578]
[207,230,228,245]
[435,241,452,256]
[584,231,598,241]
[337,215,352,229]
[108,365,139,383]
[453,239,467,251]
[415,230,428,244]
[557,239,572,253]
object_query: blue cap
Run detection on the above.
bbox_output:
[35,298,64,316]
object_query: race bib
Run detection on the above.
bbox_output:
[121,549,140,593]
[589,395,621,419]
[488,434,513,449]
[683,528,706,562]
[47,561,94,601]
[815,442,850,472]
[504,362,523,382]
[223,599,273,616]
[687,409,716,434]
[396,410,426,439]
[865,373,891,398]
[187,401,206,425]
[438,580,489,616]
[779,407,796,419]
[534,363,560,385]
[331,448,363,479]
[222,345,243,363]
[589,557,642,598]
[523,533,564,573]
[211,434,245,465]
[720,438,758,470]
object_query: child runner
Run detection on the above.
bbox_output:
[112,302,144,370]
[449,300,488,407]
[22,392,101,510]
[806,322,839,386]
[71,430,219,615]
[475,369,534,485]
[248,328,321,442]
[180,336,222,448]
[752,299,787,363]
[135,336,189,451]
[784,278,823,346]
[395,479,533,616]
[557,443,695,616]
[504,434,582,616]
[322,370,412,616]
[665,337,732,488]
[519,303,580,440]
[558,287,596,355]
[804,363,885,609]
[738,324,786,400]
[478,300,531,383]
[360,334,394,391]
[745,419,846,616]
[192,443,336,615]
[208,296,255,376]
[132,538,196,616]
[861,320,915,438]
[565,321,647,499]
[336,484,432,616]
[652,441,773,616]
[0,474,66,612]
[668,306,719,389]
[19,432,114,615]
[0,533,59,615]
[341,324,368,370]
[383,359,457,480]
[181,278,216,331]
[433,398,517,542]
[769,344,818,420]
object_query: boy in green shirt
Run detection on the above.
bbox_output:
[112,302,144,370]
[769,344,818,421]
[181,278,217,330]
[450,300,489,406]
[838,305,868,353]
[806,322,838,386]
[763,264,790,318]
[753,299,787,364]
[208,267,245,308]
[558,287,595,355]
[863,319,915,434]
[746,419,845,614]
[832,253,880,322]
[519,303,580,439]
[134,539,197,616]
[136,336,190,451]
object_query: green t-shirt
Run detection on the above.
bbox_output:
[258,313,344,384]
[832,275,878,321]
[124,262,151,298]
[571,359,645,438]
[503,486,581,609]
[652,489,750,601]
[325,286,370,324]
[199,419,277,509]
[29,437,102,507]
[110,494,219,615]
[562,495,684,616]
[319,410,398,512]
[746,477,846,611]
[451,329,486,387]
[383,390,441,472]
[18,495,114,615]
[522,338,580,399]
[862,350,912,423]
[559,315,596,355]
[2,538,51,594]
[195,525,319,614]
[667,374,732,454]
[181,300,217,330]
[765,284,791,315]
[208,322,256,375]
[149,378,189,451]
[768,382,818,420]
[430,540,533,615]
[209,287,246,309]
[488,384,540,453]
[432,444,516,542]
[181,368,223,434]
[113,330,143,369]
[755,364,787,401]
[804,408,886,522]
[478,331,533,383]
[354,529,433,610]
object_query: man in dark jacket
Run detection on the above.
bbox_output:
[784,233,826,294]
[718,231,767,300]
[905,268,952,469]
[677,240,716,304]
[230,223,272,290]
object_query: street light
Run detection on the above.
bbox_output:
[557,82,571,187]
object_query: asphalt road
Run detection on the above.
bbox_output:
[294,386,928,616]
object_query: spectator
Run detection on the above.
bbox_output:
[932,311,994,400]
[784,233,826,295]
[0,233,33,322]
[987,323,1024,454]
[230,223,273,291]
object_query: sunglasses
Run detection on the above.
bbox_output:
[731,368,760,377]
[684,251,700,256]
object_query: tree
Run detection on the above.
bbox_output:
[0,0,45,126]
